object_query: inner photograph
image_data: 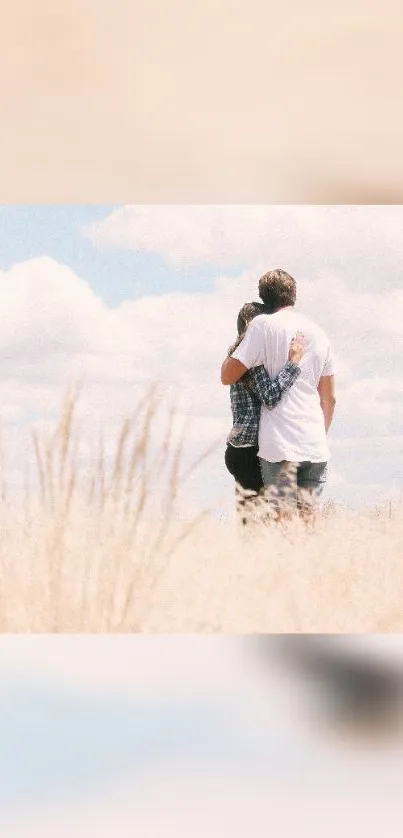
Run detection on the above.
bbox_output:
[0,204,401,632]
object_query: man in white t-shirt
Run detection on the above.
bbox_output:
[221,269,336,519]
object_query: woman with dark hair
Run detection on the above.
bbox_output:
[225,301,305,524]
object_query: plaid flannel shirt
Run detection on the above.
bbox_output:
[227,361,301,447]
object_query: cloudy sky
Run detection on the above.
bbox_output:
[0,204,402,510]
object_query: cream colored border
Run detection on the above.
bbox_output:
[1,1,402,202]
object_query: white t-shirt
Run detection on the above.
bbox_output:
[232,307,334,463]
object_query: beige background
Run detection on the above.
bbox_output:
[1,0,403,202]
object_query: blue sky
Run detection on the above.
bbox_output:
[0,206,227,307]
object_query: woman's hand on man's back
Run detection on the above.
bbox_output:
[288,332,306,366]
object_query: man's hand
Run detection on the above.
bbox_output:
[318,375,336,433]
[221,357,248,385]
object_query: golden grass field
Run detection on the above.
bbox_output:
[0,385,402,633]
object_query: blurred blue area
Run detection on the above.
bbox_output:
[0,675,299,807]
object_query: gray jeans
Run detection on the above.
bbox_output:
[259,459,328,517]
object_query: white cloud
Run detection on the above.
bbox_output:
[84,206,403,291]
[0,258,108,354]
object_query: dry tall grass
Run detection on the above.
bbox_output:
[0,385,402,633]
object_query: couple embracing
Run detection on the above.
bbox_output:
[221,269,336,524]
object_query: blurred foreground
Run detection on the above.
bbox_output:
[1,636,403,835]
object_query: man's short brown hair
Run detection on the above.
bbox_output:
[258,269,297,312]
